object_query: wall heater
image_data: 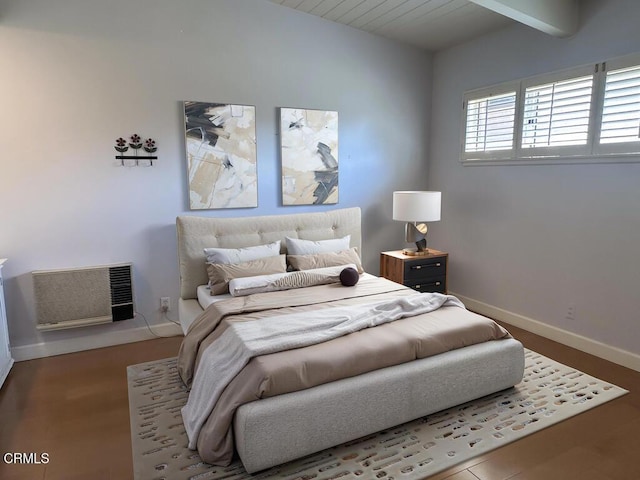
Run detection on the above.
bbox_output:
[32,263,134,331]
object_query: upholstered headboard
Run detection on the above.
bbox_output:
[176,207,362,300]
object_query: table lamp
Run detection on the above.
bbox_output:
[392,191,441,256]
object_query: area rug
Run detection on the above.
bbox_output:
[128,350,627,480]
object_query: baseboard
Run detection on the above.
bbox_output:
[11,321,183,362]
[453,292,640,373]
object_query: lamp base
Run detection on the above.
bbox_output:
[402,238,429,256]
[402,248,430,256]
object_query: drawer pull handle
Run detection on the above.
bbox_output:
[411,263,441,270]
[413,281,441,289]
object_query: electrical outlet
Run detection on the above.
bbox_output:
[160,297,170,312]
[566,304,575,320]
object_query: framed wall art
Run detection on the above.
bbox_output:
[280,107,338,206]
[184,101,257,209]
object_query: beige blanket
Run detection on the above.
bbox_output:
[177,276,511,466]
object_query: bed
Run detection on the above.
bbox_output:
[176,207,525,473]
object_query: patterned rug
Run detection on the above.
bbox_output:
[128,350,627,480]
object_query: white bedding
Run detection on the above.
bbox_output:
[198,273,376,309]
[197,285,231,309]
[178,286,231,334]
[228,264,356,297]
[182,291,466,448]
[183,274,377,334]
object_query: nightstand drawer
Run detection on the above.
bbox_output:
[405,276,446,294]
[380,249,448,294]
[404,257,447,281]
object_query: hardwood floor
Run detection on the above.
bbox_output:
[0,324,638,480]
[0,336,183,480]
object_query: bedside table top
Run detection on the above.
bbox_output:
[381,249,447,260]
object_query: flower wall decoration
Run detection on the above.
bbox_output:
[115,137,128,153]
[114,134,158,166]
[129,134,142,150]
[144,138,157,153]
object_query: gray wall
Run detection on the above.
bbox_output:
[428,0,640,358]
[0,0,432,353]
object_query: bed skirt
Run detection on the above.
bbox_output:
[233,337,524,473]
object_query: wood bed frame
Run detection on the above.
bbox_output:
[176,207,524,473]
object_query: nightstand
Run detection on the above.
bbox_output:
[380,249,448,294]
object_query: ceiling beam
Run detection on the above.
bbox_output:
[469,0,578,37]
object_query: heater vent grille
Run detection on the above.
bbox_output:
[110,265,133,305]
[33,263,134,330]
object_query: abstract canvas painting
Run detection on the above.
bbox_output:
[280,108,338,205]
[184,102,257,209]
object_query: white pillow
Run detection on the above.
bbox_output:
[285,235,351,255]
[229,264,356,297]
[204,240,281,264]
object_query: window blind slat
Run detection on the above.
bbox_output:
[604,79,640,94]
[526,109,593,121]
[603,66,640,84]
[602,93,640,107]
[601,122,640,132]
[603,106,640,118]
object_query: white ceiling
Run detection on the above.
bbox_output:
[267,0,580,52]
[266,0,516,51]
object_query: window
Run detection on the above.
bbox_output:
[522,74,593,149]
[599,64,640,146]
[462,84,517,161]
[465,92,516,153]
[461,53,640,164]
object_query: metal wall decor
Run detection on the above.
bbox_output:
[114,134,158,166]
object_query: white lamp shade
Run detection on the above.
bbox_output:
[393,191,441,222]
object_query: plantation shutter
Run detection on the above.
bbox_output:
[464,91,516,155]
[460,54,640,164]
[599,64,640,145]
[521,74,594,150]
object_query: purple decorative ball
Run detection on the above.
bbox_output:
[340,267,359,287]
